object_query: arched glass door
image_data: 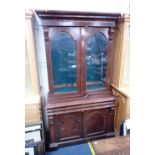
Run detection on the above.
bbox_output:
[85,30,109,90]
[51,31,77,94]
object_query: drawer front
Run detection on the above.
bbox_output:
[83,107,115,137]
[55,112,82,142]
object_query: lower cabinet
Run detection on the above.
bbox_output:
[48,106,115,147]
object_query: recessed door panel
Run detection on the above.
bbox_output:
[83,108,114,137]
[55,112,82,141]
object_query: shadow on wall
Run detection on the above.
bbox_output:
[34,14,49,130]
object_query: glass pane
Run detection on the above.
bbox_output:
[51,32,77,94]
[86,32,108,90]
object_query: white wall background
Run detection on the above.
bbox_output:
[26,0,130,14]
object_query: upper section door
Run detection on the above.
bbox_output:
[47,27,81,95]
[82,27,109,92]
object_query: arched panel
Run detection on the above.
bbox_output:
[56,113,82,141]
[84,111,105,136]
[51,32,77,94]
[86,32,108,90]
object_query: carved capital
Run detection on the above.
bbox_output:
[120,14,130,23]
[108,27,115,40]
[48,115,54,125]
[44,27,49,41]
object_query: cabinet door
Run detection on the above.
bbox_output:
[55,112,82,142]
[83,107,115,137]
[47,27,81,95]
[83,27,109,91]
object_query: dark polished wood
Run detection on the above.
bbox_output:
[35,10,121,20]
[35,10,121,148]
[41,20,116,27]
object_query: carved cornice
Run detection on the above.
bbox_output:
[35,10,121,28]
[35,10,121,21]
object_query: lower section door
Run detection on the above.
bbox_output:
[83,108,115,137]
[55,112,83,142]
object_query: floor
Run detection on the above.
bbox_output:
[45,143,95,155]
